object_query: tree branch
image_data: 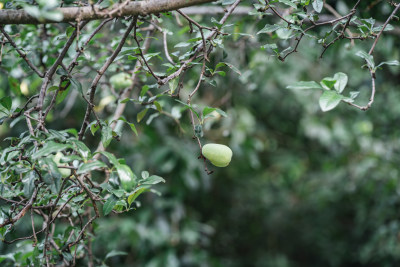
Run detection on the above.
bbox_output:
[0,0,216,25]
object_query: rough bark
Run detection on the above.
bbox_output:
[0,0,216,25]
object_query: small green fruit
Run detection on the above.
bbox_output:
[53,152,71,177]
[202,143,233,167]
[110,73,132,90]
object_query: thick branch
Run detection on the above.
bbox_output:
[0,0,215,25]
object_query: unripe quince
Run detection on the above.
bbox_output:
[110,73,132,90]
[202,143,233,167]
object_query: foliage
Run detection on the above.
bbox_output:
[0,0,400,266]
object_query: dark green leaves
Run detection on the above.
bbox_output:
[0,96,12,111]
[103,195,118,216]
[23,171,37,198]
[101,124,113,148]
[70,78,83,95]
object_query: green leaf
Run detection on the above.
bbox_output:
[202,107,228,119]
[101,125,113,148]
[175,99,200,120]
[320,77,337,90]
[105,250,128,260]
[154,101,162,113]
[77,160,107,174]
[319,90,344,112]
[312,0,323,13]
[333,72,348,93]
[118,117,138,136]
[40,157,62,182]
[99,151,119,166]
[56,87,70,104]
[69,139,91,159]
[286,81,323,90]
[116,164,136,185]
[279,0,297,8]
[377,60,400,68]
[127,185,150,205]
[0,96,12,111]
[217,62,242,76]
[32,141,71,159]
[103,195,118,216]
[168,78,179,94]
[356,50,375,69]
[140,85,150,97]
[141,171,149,179]
[70,78,83,95]
[257,24,282,34]
[137,109,148,123]
[140,175,165,185]
[23,171,37,198]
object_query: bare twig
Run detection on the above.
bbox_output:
[0,26,44,78]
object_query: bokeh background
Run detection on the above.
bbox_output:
[1,1,400,266]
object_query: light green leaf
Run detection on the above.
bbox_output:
[319,90,344,112]
[137,109,148,123]
[127,185,150,205]
[279,0,297,8]
[356,50,375,69]
[333,72,348,93]
[105,250,128,260]
[140,175,165,185]
[377,60,400,68]
[312,0,323,13]
[286,81,323,90]
[257,24,282,34]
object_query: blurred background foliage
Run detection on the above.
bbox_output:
[1,0,400,266]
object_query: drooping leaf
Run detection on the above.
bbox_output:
[356,50,375,69]
[286,81,323,90]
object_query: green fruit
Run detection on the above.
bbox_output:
[202,143,233,167]
[53,152,71,177]
[110,73,132,90]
